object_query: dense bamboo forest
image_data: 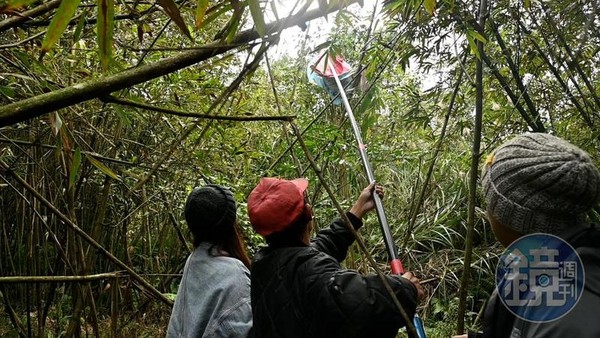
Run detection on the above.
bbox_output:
[1,0,599,336]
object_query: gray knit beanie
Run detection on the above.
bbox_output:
[481,133,600,235]
[184,185,237,244]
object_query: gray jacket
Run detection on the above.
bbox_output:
[166,242,252,338]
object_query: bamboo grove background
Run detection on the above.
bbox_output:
[1,0,600,336]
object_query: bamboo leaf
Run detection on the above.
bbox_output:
[221,0,242,42]
[157,0,193,41]
[225,16,240,43]
[466,33,479,59]
[423,0,435,15]
[85,154,120,180]
[194,0,209,30]
[73,8,87,42]
[97,0,114,72]
[69,148,81,190]
[524,0,530,10]
[248,0,266,36]
[0,86,15,99]
[40,0,82,59]
[197,1,231,29]
[467,28,487,43]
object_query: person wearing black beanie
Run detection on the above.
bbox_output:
[167,185,252,338]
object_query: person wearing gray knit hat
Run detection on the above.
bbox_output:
[167,184,253,338]
[482,132,600,242]
[455,133,600,338]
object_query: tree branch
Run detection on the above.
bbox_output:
[0,0,61,32]
[481,51,544,132]
[0,0,360,127]
[0,272,121,283]
[489,18,546,132]
[102,95,295,121]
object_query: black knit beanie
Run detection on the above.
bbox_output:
[184,185,237,241]
[482,133,600,235]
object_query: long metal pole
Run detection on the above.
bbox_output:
[327,64,403,274]
[328,63,426,338]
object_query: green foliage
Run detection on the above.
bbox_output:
[248,0,266,36]
[157,0,193,41]
[195,0,210,30]
[97,0,114,72]
[40,0,82,58]
[2,0,600,335]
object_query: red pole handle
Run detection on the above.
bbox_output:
[390,258,405,275]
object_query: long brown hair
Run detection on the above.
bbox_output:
[214,221,251,269]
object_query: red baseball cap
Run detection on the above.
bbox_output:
[247,177,309,236]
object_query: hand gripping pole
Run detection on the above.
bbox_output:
[327,60,425,338]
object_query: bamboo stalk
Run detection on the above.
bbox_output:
[264,51,303,176]
[0,160,174,306]
[403,51,468,250]
[539,3,600,112]
[0,137,134,166]
[0,286,28,337]
[102,95,296,121]
[480,51,542,131]
[111,276,118,338]
[526,12,600,123]
[0,0,62,32]
[516,18,595,130]
[488,18,545,132]
[0,273,120,283]
[0,0,360,127]
[457,0,488,332]
[129,42,270,193]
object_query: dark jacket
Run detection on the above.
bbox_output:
[475,225,600,338]
[250,212,418,338]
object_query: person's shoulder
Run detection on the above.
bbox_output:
[283,245,329,264]
[212,254,250,273]
[255,245,332,270]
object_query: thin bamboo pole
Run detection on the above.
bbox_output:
[0,160,173,306]
[403,51,468,250]
[456,0,488,333]
[488,18,545,132]
[0,272,120,283]
[515,18,595,130]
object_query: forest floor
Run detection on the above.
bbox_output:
[0,302,171,337]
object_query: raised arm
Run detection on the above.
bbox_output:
[311,183,383,261]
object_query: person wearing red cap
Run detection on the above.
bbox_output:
[247,178,424,338]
